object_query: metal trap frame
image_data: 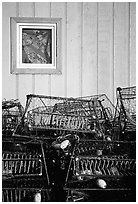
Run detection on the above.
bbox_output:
[2,99,24,136]
[78,94,115,118]
[64,138,136,201]
[77,94,117,140]
[2,136,51,202]
[13,94,113,140]
[2,188,51,202]
[113,86,136,140]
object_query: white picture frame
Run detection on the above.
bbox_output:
[10,17,62,74]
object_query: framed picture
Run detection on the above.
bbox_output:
[10,17,62,74]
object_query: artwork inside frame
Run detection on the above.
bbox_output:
[10,17,62,74]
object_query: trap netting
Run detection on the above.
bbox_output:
[78,94,116,139]
[78,94,115,121]
[2,152,42,177]
[65,139,136,191]
[2,138,50,202]
[2,138,49,181]
[114,86,136,139]
[2,99,24,136]
[75,139,136,158]
[14,94,111,139]
[73,155,135,178]
[2,188,50,202]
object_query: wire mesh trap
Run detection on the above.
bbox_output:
[77,94,117,139]
[65,140,135,184]
[2,89,136,202]
[14,94,115,140]
[2,99,24,136]
[114,86,136,140]
[64,138,136,201]
[2,137,51,202]
[78,94,115,119]
[2,188,51,202]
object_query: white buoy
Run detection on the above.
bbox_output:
[60,140,70,149]
[34,192,41,202]
[96,179,107,189]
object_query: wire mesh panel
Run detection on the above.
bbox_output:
[2,137,50,202]
[64,139,136,201]
[2,187,51,202]
[78,94,115,120]
[2,99,24,136]
[75,140,136,158]
[114,86,136,140]
[65,140,135,183]
[73,156,135,178]
[14,94,112,140]
[77,94,117,140]
[2,152,42,177]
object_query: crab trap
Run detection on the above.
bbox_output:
[2,188,51,202]
[78,94,115,118]
[13,94,115,140]
[64,138,136,202]
[2,99,24,137]
[2,136,51,202]
[77,94,116,139]
[113,86,136,141]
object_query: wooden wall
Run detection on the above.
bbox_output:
[2,2,136,107]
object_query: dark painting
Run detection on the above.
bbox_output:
[22,29,52,64]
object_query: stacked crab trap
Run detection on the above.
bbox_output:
[2,139,51,202]
[2,99,51,202]
[2,87,136,202]
[114,86,136,141]
[13,94,110,139]
[63,91,136,202]
[2,99,24,137]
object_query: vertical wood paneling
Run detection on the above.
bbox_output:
[82,3,98,96]
[130,2,136,86]
[66,3,81,97]
[2,3,16,100]
[98,3,114,102]
[34,2,51,96]
[51,2,66,97]
[18,2,34,17]
[2,2,136,107]
[18,2,34,107]
[15,3,19,100]
[114,3,130,90]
